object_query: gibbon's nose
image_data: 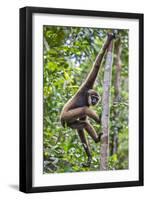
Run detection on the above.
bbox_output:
[92,98,98,105]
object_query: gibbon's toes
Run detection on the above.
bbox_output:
[82,162,91,168]
[99,132,103,139]
[82,157,92,167]
[95,132,103,143]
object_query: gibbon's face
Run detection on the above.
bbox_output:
[88,90,100,106]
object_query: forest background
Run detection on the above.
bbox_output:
[43,26,129,173]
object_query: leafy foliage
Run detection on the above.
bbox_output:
[43,26,129,173]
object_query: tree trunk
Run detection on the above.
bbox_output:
[114,38,121,103]
[100,40,114,170]
[112,38,122,155]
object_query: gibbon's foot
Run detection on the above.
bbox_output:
[82,162,90,167]
[82,157,92,167]
[95,132,103,143]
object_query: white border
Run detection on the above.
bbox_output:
[32,13,139,187]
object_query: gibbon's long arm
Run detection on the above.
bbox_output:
[80,33,115,90]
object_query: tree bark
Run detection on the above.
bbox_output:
[100,40,114,170]
[114,38,121,103]
[112,38,122,154]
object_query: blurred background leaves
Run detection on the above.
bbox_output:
[43,26,129,173]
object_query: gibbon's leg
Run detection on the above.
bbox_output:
[77,129,92,166]
[62,107,100,123]
[84,121,102,143]
[69,120,102,143]
[79,116,87,121]
[69,120,87,129]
